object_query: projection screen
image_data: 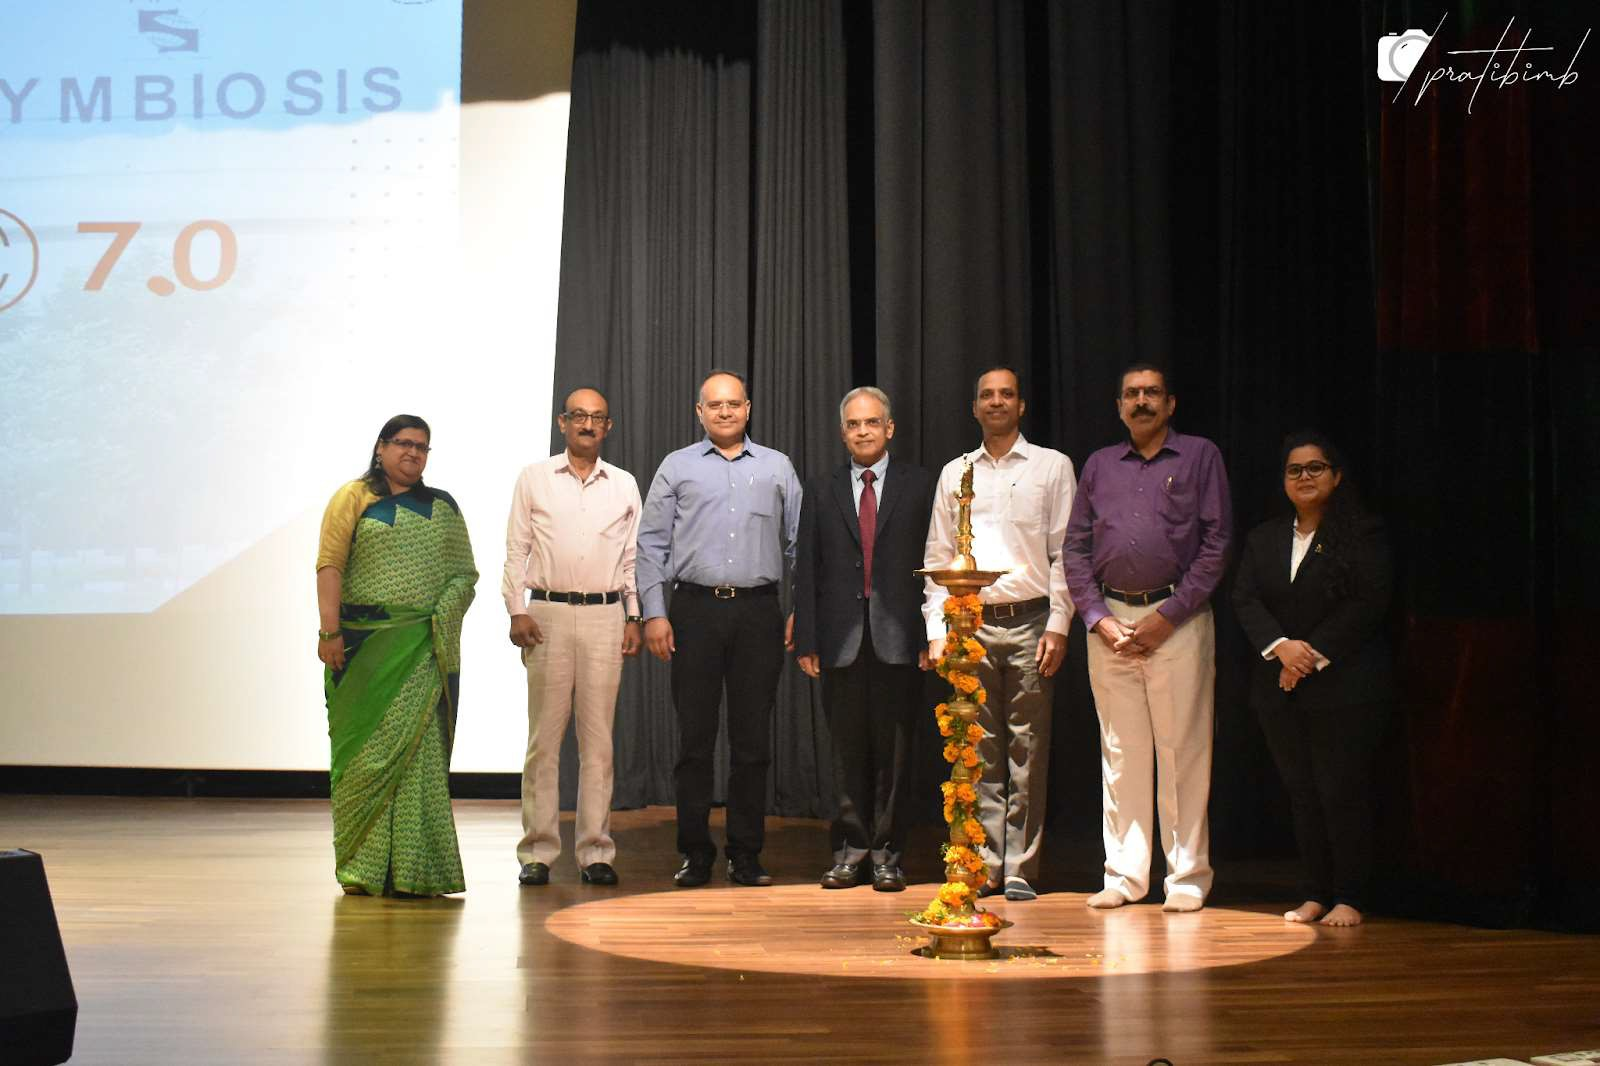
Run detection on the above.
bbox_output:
[0,0,571,772]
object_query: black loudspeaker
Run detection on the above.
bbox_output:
[0,850,77,1065]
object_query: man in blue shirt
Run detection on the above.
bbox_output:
[637,370,803,887]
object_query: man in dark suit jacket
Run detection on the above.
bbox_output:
[792,386,937,892]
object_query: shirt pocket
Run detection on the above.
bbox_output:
[746,472,780,517]
[1155,472,1198,530]
[1006,481,1049,537]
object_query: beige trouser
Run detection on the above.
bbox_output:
[1085,600,1215,905]
[516,600,624,867]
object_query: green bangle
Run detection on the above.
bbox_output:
[318,629,340,641]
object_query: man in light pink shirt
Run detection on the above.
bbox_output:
[503,387,643,887]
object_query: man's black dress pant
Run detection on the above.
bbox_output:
[668,587,784,860]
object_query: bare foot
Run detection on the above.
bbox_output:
[1162,895,1203,913]
[1319,903,1362,927]
[1283,900,1325,923]
[1086,888,1127,909]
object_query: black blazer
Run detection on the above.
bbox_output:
[792,457,938,669]
[1231,513,1393,712]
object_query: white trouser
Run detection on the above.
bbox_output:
[1085,600,1215,904]
[516,600,623,867]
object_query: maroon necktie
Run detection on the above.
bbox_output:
[859,469,878,598]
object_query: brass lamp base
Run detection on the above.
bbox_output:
[908,917,1013,960]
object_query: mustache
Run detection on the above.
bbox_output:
[1132,405,1156,417]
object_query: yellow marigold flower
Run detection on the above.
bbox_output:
[937,715,953,737]
[940,780,955,796]
[934,702,949,716]
[942,741,959,763]
[961,747,980,768]
[954,783,976,804]
[938,882,972,906]
[965,723,983,744]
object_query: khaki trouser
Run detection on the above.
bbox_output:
[516,600,624,867]
[1085,600,1215,905]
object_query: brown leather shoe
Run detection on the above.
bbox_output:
[518,862,549,886]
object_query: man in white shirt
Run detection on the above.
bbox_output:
[503,387,643,888]
[923,367,1077,901]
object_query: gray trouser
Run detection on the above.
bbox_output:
[972,606,1053,883]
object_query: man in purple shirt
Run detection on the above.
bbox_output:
[1063,363,1232,912]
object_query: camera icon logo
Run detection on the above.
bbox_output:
[1377,30,1433,81]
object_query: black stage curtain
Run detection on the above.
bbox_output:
[552,0,1597,927]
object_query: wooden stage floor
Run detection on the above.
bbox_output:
[5,796,1597,1065]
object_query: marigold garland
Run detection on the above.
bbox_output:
[914,590,1002,930]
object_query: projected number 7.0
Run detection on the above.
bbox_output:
[78,221,238,296]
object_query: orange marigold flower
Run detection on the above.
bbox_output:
[940,780,955,796]
[934,702,949,716]
[961,747,980,768]
[942,741,960,763]
[973,688,987,704]
[962,637,985,659]
[937,715,954,737]
[954,783,976,804]
[965,723,983,744]
[951,672,979,695]
[964,817,984,840]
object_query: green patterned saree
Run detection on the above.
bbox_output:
[325,487,476,896]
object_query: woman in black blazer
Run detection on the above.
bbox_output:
[1232,430,1392,927]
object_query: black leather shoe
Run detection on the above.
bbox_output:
[581,862,619,886]
[727,856,773,887]
[871,864,907,892]
[674,855,713,888]
[820,862,861,889]
[976,879,1003,899]
[518,862,549,886]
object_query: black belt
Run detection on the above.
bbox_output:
[1101,583,1175,607]
[528,588,620,605]
[675,581,778,600]
[984,596,1049,620]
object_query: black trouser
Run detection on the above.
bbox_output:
[821,610,919,870]
[668,588,785,860]
[1257,698,1390,910]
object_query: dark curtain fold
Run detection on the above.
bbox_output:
[750,0,853,817]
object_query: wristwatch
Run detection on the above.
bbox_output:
[318,629,340,641]
[625,615,644,625]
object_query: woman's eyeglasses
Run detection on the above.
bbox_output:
[383,438,431,454]
[1284,461,1332,480]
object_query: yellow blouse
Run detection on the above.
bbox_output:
[316,480,382,572]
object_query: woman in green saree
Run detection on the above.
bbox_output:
[315,414,477,897]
